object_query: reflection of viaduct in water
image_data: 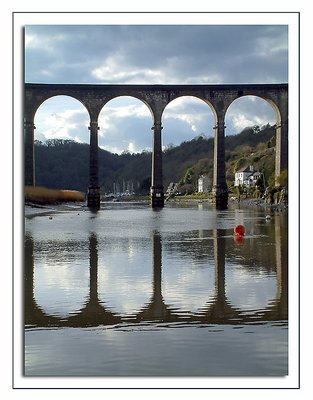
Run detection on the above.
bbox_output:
[25,222,287,329]
[24,234,122,328]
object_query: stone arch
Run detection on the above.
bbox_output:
[99,93,155,121]
[161,95,216,193]
[34,94,90,143]
[96,95,154,196]
[162,93,217,122]
[225,93,287,187]
[98,95,154,153]
[162,95,216,143]
[25,94,92,187]
[31,93,91,122]
[225,94,280,129]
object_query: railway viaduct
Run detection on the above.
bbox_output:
[24,83,288,209]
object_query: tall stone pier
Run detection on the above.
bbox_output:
[212,119,228,209]
[151,120,164,208]
[87,121,100,209]
[24,119,36,186]
[24,83,288,209]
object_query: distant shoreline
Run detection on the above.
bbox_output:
[25,196,287,219]
[167,196,287,209]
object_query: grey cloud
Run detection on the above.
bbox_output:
[25,25,288,85]
[25,25,124,83]
[121,25,287,82]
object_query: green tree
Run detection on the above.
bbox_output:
[183,167,194,185]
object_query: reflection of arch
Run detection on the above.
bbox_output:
[194,227,288,324]
[24,234,63,327]
[25,233,121,328]
[25,218,288,328]
[25,83,287,209]
[135,231,180,323]
[195,229,243,323]
[260,214,288,321]
[65,233,121,327]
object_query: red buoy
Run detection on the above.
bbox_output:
[234,224,245,236]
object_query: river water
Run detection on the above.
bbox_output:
[24,201,288,377]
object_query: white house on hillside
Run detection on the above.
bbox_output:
[198,175,211,192]
[234,166,263,187]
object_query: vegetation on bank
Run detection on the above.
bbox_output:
[25,186,84,204]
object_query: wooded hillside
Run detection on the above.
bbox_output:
[32,124,276,194]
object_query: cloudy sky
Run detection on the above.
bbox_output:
[25,24,288,154]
